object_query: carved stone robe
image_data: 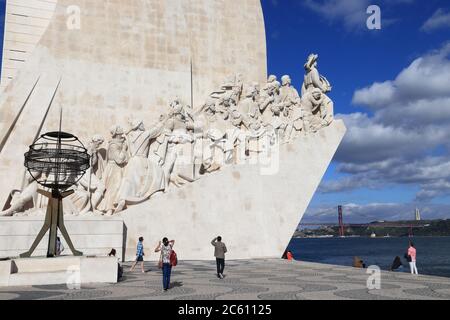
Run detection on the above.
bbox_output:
[117,125,165,205]
[99,138,128,212]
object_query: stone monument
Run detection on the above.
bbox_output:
[0,1,346,261]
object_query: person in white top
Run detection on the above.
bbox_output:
[155,237,175,291]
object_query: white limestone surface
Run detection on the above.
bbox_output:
[122,120,346,261]
[0,216,124,260]
[0,256,118,287]
[0,121,345,262]
[0,0,267,208]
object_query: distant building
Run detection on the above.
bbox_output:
[415,208,421,221]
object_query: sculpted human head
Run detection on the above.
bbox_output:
[311,88,322,101]
[170,98,183,114]
[281,75,291,86]
[110,125,124,138]
[267,75,277,83]
[231,109,241,119]
[304,53,318,71]
[91,135,104,150]
[273,81,281,92]
[245,86,256,98]
[203,98,216,113]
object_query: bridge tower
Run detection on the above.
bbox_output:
[338,205,345,237]
[415,207,421,221]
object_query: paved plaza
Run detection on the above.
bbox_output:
[1,259,450,300]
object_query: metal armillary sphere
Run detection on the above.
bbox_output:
[24,131,90,191]
[20,131,90,258]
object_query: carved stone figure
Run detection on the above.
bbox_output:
[259,76,280,124]
[66,172,106,215]
[0,172,39,216]
[199,100,230,173]
[164,100,196,187]
[279,75,300,117]
[210,74,243,111]
[245,119,270,155]
[99,126,128,215]
[270,98,289,139]
[238,86,260,122]
[225,109,249,163]
[301,88,329,133]
[277,75,300,142]
[87,135,107,180]
[2,54,336,218]
[65,135,107,215]
[302,54,334,125]
[148,114,172,167]
[114,119,166,213]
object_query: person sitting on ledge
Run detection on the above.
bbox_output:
[353,256,366,268]
[287,250,294,261]
[390,256,403,272]
[282,250,294,260]
[108,248,123,281]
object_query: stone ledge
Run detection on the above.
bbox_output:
[0,256,118,287]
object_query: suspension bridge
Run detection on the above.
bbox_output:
[299,206,428,237]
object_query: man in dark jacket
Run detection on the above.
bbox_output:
[211,236,228,279]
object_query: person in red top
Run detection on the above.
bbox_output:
[286,251,294,261]
[282,250,295,261]
[407,241,418,275]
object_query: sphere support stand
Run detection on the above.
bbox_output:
[20,189,83,258]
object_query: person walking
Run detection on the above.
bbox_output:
[155,237,175,291]
[130,236,145,273]
[407,241,418,275]
[211,236,227,279]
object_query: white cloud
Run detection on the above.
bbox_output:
[302,0,415,31]
[324,44,450,202]
[352,82,395,108]
[303,0,370,30]
[334,113,443,164]
[421,8,450,32]
[352,43,450,108]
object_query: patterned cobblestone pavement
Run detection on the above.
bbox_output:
[1,259,449,300]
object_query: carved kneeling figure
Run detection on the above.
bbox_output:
[0,175,38,217]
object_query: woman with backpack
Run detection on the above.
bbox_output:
[155,237,176,291]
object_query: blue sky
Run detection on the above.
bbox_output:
[0,0,5,81]
[1,1,450,223]
[260,0,450,223]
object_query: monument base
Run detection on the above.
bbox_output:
[0,256,118,287]
[0,216,125,260]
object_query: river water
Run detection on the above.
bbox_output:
[287,236,450,278]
